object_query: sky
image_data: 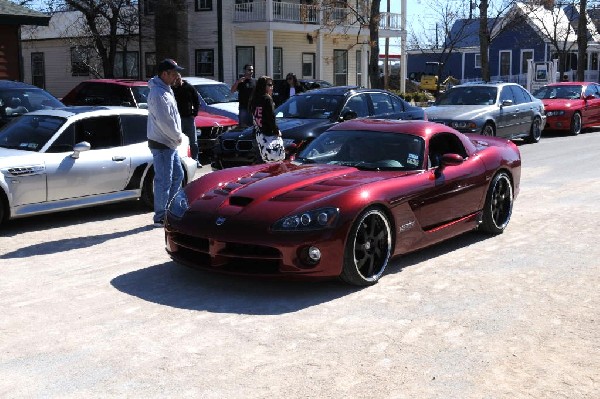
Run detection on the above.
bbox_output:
[381,0,434,54]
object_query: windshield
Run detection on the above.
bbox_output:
[276,93,345,119]
[533,85,582,100]
[296,129,425,171]
[131,86,150,109]
[0,88,63,118]
[194,83,238,104]
[436,86,497,106]
[0,115,66,152]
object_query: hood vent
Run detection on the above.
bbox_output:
[229,196,253,207]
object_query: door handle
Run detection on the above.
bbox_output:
[112,156,126,161]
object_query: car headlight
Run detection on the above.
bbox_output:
[546,110,565,116]
[450,121,478,129]
[272,207,339,231]
[168,189,189,218]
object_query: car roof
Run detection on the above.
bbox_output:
[543,81,593,86]
[327,119,448,139]
[26,105,148,118]
[74,79,149,87]
[0,80,49,90]
[181,77,228,86]
[296,85,361,96]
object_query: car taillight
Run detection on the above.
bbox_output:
[187,145,191,158]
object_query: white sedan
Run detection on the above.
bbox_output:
[0,106,197,224]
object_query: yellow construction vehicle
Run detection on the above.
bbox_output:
[420,61,441,93]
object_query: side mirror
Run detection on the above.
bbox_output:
[440,153,464,167]
[71,141,91,159]
[501,99,513,107]
[584,94,595,101]
[340,110,357,121]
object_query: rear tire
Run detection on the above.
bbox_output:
[526,116,542,143]
[141,169,154,209]
[340,208,392,286]
[570,112,582,136]
[480,172,513,234]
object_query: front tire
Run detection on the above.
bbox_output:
[480,172,513,234]
[340,208,392,286]
[481,122,495,136]
[570,112,582,136]
[526,116,542,143]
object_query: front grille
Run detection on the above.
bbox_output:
[169,232,282,274]
[198,125,224,140]
[222,139,254,152]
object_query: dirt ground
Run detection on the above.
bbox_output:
[0,132,598,398]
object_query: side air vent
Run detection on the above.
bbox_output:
[5,165,45,177]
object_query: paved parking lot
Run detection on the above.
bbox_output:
[1,133,599,398]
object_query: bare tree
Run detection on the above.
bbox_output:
[408,0,475,90]
[319,0,383,88]
[577,0,588,81]
[35,0,139,78]
[519,0,579,79]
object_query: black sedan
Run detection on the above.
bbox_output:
[211,86,426,169]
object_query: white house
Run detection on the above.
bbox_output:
[20,1,402,98]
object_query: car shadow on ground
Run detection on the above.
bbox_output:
[0,200,150,238]
[1,224,154,259]
[110,230,490,315]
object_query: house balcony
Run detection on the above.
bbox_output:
[233,1,402,32]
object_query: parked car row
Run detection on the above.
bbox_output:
[0,76,595,232]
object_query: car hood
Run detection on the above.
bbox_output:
[205,102,239,121]
[0,148,43,170]
[185,162,410,216]
[541,99,582,110]
[426,104,497,120]
[195,111,237,127]
[219,118,333,141]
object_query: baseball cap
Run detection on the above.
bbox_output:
[157,58,184,73]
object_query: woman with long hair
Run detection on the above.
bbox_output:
[250,75,285,163]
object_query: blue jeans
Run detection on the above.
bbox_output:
[181,116,198,162]
[150,148,184,223]
[238,107,252,128]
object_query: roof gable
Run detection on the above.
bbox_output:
[0,0,50,26]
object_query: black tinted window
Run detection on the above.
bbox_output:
[121,114,148,145]
[510,85,532,105]
[75,116,121,149]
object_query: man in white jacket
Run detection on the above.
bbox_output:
[147,58,185,227]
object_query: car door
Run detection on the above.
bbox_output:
[45,115,131,201]
[409,133,488,230]
[495,86,520,138]
[583,84,600,126]
[341,94,370,119]
[510,85,536,136]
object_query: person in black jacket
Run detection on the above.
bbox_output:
[172,75,201,165]
[280,72,305,104]
[250,76,285,163]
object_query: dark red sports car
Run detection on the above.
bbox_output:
[164,119,521,286]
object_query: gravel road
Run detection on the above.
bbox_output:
[1,131,598,398]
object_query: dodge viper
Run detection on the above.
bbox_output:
[165,119,521,286]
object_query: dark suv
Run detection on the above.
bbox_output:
[211,86,426,169]
[62,79,150,108]
[0,80,64,128]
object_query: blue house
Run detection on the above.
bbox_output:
[407,2,600,85]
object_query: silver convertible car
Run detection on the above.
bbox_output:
[426,82,546,144]
[0,106,197,225]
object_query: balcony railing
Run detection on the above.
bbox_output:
[233,1,402,30]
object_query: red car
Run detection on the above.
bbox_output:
[62,79,237,162]
[533,81,600,135]
[164,119,521,286]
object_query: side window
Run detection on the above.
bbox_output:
[121,114,149,145]
[510,85,531,105]
[584,84,600,98]
[342,94,369,117]
[74,116,122,149]
[499,87,514,104]
[369,92,394,115]
[390,95,406,112]
[428,133,468,168]
[47,125,76,153]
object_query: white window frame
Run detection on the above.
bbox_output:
[520,49,534,75]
